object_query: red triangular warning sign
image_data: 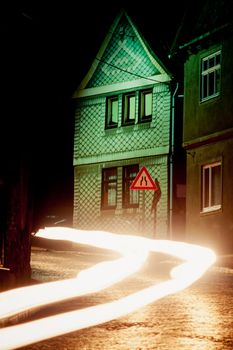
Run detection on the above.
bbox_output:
[130,166,158,190]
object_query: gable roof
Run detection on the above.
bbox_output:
[170,0,233,58]
[73,10,171,98]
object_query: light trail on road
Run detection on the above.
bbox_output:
[0,227,216,350]
[0,229,149,321]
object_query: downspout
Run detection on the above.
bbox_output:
[169,82,179,239]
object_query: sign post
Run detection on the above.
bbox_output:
[130,167,159,235]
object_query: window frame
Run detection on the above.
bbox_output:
[139,88,153,123]
[122,92,136,125]
[105,96,119,129]
[201,161,222,213]
[101,167,117,209]
[200,50,221,102]
[123,164,139,208]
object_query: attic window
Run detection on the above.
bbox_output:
[200,50,221,102]
[122,92,136,125]
[106,96,118,129]
[139,89,152,122]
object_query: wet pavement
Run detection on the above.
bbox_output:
[5,245,233,349]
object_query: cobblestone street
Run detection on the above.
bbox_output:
[8,246,233,349]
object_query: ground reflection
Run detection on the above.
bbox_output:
[0,228,216,349]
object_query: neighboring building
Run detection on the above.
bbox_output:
[172,0,233,253]
[72,10,177,238]
[0,156,33,291]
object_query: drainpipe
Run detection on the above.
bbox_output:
[169,82,179,240]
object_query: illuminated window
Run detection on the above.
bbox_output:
[102,168,117,209]
[201,51,221,102]
[123,165,139,207]
[122,92,136,125]
[139,89,152,122]
[106,96,118,128]
[201,161,222,212]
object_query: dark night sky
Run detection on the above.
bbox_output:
[1,1,199,226]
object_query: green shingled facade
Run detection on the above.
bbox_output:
[72,11,171,237]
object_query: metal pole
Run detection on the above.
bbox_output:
[142,190,145,235]
[170,82,179,240]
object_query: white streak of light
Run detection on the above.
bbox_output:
[35,227,148,255]
[0,253,148,321]
[0,228,216,350]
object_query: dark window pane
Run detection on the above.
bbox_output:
[123,165,139,207]
[203,59,208,71]
[203,74,208,99]
[216,70,221,94]
[208,71,215,96]
[209,56,215,68]
[216,53,221,65]
[102,168,117,208]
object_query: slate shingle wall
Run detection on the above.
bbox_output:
[73,85,170,163]
[73,156,168,238]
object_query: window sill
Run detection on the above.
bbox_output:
[100,208,117,218]
[105,125,118,130]
[200,205,222,215]
[123,204,139,209]
[139,117,152,123]
[122,121,135,127]
[200,93,220,104]
[101,206,117,211]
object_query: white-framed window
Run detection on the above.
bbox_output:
[106,96,118,128]
[201,161,222,213]
[200,50,221,102]
[139,89,152,122]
